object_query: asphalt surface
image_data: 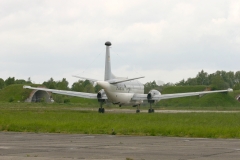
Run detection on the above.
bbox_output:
[1,132,240,160]
[72,108,240,114]
[73,108,240,114]
[107,109,240,113]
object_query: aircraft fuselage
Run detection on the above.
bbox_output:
[97,80,144,106]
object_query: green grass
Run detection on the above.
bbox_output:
[1,84,239,138]
[0,104,240,138]
[161,85,207,94]
[0,84,42,102]
[66,96,99,105]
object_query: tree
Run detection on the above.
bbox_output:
[0,78,4,89]
[233,83,240,90]
[176,79,185,86]
[163,82,175,86]
[71,80,84,92]
[83,80,91,88]
[5,77,15,86]
[43,78,56,89]
[185,78,197,85]
[94,84,102,93]
[235,71,240,84]
[56,78,69,90]
[196,70,209,85]
[210,75,229,90]
[144,81,159,93]
[216,70,232,87]
[84,84,94,93]
[234,71,240,90]
[225,71,234,87]
[71,80,95,93]
[15,79,27,84]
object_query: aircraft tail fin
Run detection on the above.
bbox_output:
[104,41,144,82]
[104,41,115,81]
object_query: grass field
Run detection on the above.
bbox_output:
[0,103,240,138]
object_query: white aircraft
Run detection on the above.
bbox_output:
[24,41,233,113]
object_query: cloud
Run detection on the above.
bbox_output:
[0,0,239,85]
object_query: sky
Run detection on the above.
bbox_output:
[0,0,239,86]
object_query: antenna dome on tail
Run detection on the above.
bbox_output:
[105,41,111,46]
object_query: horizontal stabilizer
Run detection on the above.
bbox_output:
[109,76,145,84]
[72,75,99,83]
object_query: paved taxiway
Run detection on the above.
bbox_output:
[73,108,240,114]
[1,132,240,160]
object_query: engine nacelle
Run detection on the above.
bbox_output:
[97,89,106,102]
[147,89,161,103]
[97,89,106,99]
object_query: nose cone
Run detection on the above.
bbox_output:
[105,41,111,46]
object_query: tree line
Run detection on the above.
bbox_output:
[1,70,239,93]
[175,70,240,90]
[0,77,102,93]
[42,77,102,93]
[0,77,32,89]
[142,70,240,93]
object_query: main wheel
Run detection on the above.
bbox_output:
[98,108,105,113]
[136,109,140,113]
[148,109,154,113]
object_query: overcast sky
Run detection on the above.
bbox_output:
[0,0,239,86]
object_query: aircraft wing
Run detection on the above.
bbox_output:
[23,86,107,99]
[132,88,233,101]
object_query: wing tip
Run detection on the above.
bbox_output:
[227,88,233,92]
[23,85,31,89]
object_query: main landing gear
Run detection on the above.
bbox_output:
[135,103,154,113]
[98,107,105,113]
[136,104,140,113]
[98,100,105,113]
[148,101,155,113]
